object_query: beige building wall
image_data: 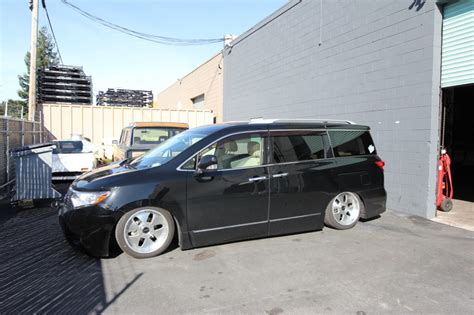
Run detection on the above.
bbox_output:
[42,104,214,145]
[155,53,223,123]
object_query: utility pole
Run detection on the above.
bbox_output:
[28,0,39,121]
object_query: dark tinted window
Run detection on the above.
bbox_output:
[273,132,326,163]
[329,130,376,157]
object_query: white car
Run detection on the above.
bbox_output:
[52,139,98,181]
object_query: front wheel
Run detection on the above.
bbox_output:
[115,207,175,258]
[324,192,363,230]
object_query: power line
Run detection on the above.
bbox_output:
[61,0,224,46]
[41,0,64,64]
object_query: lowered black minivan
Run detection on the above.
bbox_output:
[59,119,386,258]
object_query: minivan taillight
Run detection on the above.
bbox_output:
[375,161,385,170]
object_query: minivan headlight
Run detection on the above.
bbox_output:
[70,190,110,208]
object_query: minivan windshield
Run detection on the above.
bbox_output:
[129,128,210,169]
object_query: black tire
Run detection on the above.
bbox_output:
[439,198,453,212]
[324,192,363,230]
[115,206,175,259]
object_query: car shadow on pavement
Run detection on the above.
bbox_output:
[0,203,138,314]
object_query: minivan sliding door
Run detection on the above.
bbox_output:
[268,130,337,236]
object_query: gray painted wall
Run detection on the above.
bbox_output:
[223,0,443,218]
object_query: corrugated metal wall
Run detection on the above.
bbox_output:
[441,0,474,87]
[42,104,214,145]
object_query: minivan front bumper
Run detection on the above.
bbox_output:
[58,204,121,257]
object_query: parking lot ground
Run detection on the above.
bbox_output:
[0,204,472,314]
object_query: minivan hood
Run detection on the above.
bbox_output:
[73,162,135,190]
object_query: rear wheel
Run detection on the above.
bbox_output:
[115,207,175,258]
[324,192,362,230]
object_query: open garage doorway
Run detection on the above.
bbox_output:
[441,84,474,202]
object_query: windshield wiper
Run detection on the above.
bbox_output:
[119,158,137,168]
[119,158,131,166]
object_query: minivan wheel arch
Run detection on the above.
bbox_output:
[356,193,367,219]
[173,216,182,247]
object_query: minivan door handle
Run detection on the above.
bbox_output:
[248,176,268,182]
[272,172,288,178]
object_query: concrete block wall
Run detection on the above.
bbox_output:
[223,0,443,218]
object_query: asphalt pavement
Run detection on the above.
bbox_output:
[0,204,472,314]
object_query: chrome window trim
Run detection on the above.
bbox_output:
[176,128,370,172]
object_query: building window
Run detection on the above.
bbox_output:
[191,94,205,109]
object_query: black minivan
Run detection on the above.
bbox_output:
[59,119,386,258]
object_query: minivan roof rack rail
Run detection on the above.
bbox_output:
[248,118,356,125]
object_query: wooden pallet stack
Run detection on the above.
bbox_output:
[38,65,93,105]
[96,89,153,107]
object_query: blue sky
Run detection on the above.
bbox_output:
[0,0,287,102]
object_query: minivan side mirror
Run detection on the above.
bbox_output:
[196,155,218,172]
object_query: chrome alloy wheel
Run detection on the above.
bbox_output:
[123,209,170,254]
[331,192,361,226]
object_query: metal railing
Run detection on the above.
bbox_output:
[248,118,356,125]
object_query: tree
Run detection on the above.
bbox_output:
[0,100,26,119]
[17,26,60,107]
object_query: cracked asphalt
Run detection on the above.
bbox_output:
[0,202,472,314]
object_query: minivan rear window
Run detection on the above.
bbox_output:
[328,130,376,157]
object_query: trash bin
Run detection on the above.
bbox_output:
[10,143,61,201]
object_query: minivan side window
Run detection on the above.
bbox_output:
[329,130,376,157]
[214,134,264,170]
[185,134,265,171]
[272,131,327,163]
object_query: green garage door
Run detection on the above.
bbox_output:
[441,0,474,87]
